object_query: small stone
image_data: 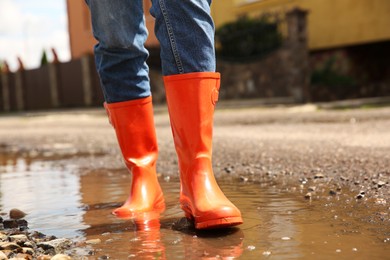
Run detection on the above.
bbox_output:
[340,176,348,181]
[37,238,73,254]
[377,181,386,188]
[356,194,364,199]
[336,249,341,253]
[0,233,7,242]
[281,237,291,240]
[308,186,316,192]
[0,251,7,260]
[172,217,194,231]
[352,248,358,252]
[224,167,232,173]
[299,178,308,184]
[0,242,22,250]
[9,234,28,243]
[314,173,324,179]
[22,247,34,255]
[304,192,312,199]
[85,239,101,245]
[163,176,170,182]
[16,219,28,228]
[3,219,18,229]
[329,190,337,196]
[240,176,249,182]
[9,209,27,220]
[247,245,256,251]
[23,242,34,248]
[51,254,72,260]
[262,251,271,256]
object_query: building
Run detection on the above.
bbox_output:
[66,0,158,59]
[212,0,390,51]
[66,0,390,100]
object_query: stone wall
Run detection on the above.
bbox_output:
[217,8,310,103]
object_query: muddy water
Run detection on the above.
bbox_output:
[1,157,389,259]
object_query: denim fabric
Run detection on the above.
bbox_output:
[86,0,216,103]
[150,0,215,75]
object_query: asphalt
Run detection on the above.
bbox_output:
[0,99,389,224]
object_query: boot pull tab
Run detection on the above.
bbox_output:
[211,78,221,106]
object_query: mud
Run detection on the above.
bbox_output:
[0,104,390,258]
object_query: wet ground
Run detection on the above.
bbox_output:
[0,103,389,259]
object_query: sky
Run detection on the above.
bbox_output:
[0,0,70,71]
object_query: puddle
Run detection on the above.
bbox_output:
[1,157,389,259]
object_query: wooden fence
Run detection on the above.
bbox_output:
[0,55,104,112]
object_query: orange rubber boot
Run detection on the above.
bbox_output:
[163,72,243,229]
[104,96,165,218]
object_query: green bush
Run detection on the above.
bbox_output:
[311,57,356,87]
[215,16,283,61]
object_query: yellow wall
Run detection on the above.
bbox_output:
[212,0,390,50]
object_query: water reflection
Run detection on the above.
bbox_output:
[0,158,388,259]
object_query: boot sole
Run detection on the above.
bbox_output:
[195,216,243,229]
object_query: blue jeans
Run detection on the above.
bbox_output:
[86,0,216,103]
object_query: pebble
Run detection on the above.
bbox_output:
[9,209,27,220]
[356,194,364,199]
[2,220,18,229]
[377,181,386,188]
[85,239,101,245]
[247,245,256,251]
[22,247,34,255]
[37,238,73,254]
[262,251,271,256]
[299,177,308,184]
[308,186,316,192]
[224,167,233,173]
[0,242,21,250]
[9,234,28,243]
[329,190,337,196]
[281,237,291,240]
[0,234,7,242]
[0,251,7,260]
[240,176,249,182]
[314,173,324,179]
[304,192,312,199]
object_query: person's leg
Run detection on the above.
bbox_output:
[150,0,242,229]
[86,0,164,217]
[87,0,151,103]
[150,0,215,75]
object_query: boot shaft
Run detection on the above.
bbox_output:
[163,72,220,167]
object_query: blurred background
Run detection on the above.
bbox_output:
[1,0,390,112]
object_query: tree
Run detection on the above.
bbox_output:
[40,49,48,66]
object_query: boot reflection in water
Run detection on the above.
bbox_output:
[132,212,166,259]
[86,0,242,229]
